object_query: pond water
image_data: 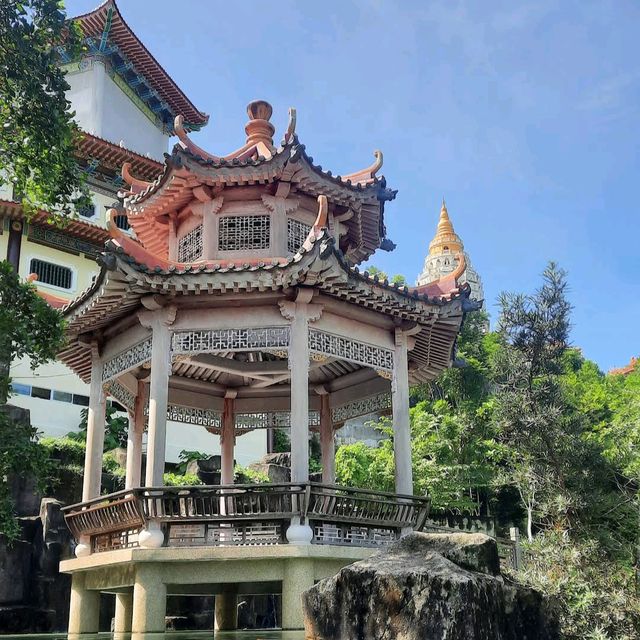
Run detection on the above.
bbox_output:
[0,634,306,640]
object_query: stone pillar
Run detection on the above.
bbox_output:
[220,392,236,485]
[392,329,413,496]
[281,558,315,630]
[214,590,238,631]
[125,380,147,490]
[68,572,100,638]
[280,292,322,544]
[132,564,166,640]
[139,307,176,487]
[114,591,133,638]
[82,344,105,502]
[319,392,335,484]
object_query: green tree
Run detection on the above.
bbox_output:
[0,262,64,540]
[0,261,65,403]
[71,404,129,452]
[0,0,89,216]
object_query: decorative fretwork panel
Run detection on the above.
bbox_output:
[172,327,290,355]
[218,215,270,251]
[104,381,136,411]
[235,411,320,432]
[167,404,221,429]
[309,329,393,373]
[287,218,312,254]
[143,403,221,429]
[332,392,392,424]
[178,224,203,262]
[102,337,152,382]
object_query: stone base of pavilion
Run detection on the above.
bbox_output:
[62,543,373,636]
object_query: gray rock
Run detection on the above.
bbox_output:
[303,532,559,640]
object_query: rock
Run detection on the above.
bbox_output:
[249,462,290,483]
[302,532,559,640]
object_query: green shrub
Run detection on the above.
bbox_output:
[163,472,202,487]
[234,464,270,484]
[516,532,640,640]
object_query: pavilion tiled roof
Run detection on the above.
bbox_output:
[121,103,397,264]
[59,227,475,384]
[71,0,208,130]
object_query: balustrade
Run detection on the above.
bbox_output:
[62,483,431,553]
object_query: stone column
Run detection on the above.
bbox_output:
[82,343,106,502]
[319,392,335,484]
[68,572,100,638]
[281,558,315,630]
[132,564,166,640]
[114,591,133,638]
[214,589,238,631]
[220,392,236,485]
[139,306,176,487]
[139,304,176,549]
[125,380,148,490]
[392,329,413,496]
[280,292,322,545]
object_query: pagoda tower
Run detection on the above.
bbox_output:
[416,200,484,305]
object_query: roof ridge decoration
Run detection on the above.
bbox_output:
[70,0,208,131]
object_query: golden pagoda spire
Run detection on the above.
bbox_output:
[428,198,464,257]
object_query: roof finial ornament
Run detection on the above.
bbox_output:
[245,100,276,149]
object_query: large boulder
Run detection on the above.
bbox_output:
[303,532,559,640]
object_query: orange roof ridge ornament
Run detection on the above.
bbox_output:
[284,107,297,143]
[121,162,152,194]
[299,195,329,254]
[174,115,221,163]
[343,150,383,186]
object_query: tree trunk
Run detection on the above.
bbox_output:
[527,506,534,542]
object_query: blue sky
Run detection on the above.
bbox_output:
[67,0,639,371]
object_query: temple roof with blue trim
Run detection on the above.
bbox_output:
[68,0,208,132]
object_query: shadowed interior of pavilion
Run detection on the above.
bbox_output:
[59,100,476,556]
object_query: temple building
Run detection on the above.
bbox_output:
[0,1,267,465]
[59,98,476,634]
[416,200,484,305]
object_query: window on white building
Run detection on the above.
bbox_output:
[29,258,73,290]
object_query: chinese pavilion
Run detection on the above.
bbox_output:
[60,100,475,635]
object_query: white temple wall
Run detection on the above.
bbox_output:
[66,61,168,160]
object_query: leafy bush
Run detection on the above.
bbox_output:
[163,472,202,487]
[517,532,640,640]
[234,464,270,484]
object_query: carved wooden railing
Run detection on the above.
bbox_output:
[306,483,430,546]
[62,483,430,552]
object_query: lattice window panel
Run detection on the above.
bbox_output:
[332,393,392,424]
[309,329,394,373]
[104,381,136,412]
[235,411,320,432]
[287,218,311,254]
[102,337,153,382]
[178,224,203,262]
[172,327,290,355]
[218,215,270,251]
